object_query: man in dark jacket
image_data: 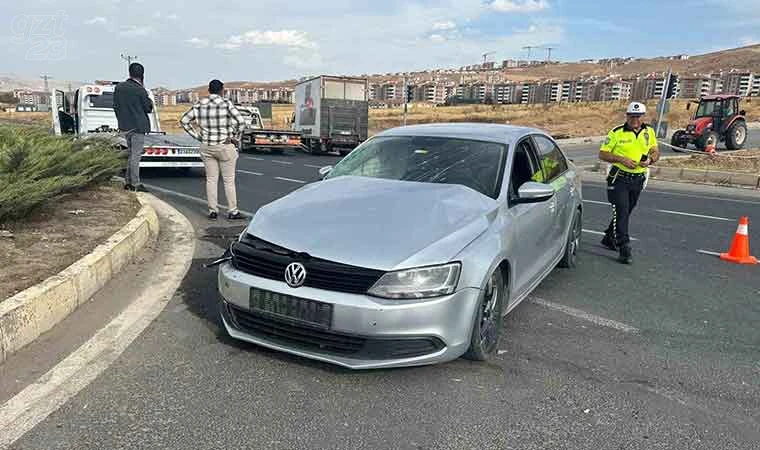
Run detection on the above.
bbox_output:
[114,63,153,192]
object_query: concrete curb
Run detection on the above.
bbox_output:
[585,163,760,189]
[0,193,159,364]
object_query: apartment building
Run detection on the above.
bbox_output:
[493,83,522,104]
[751,75,760,97]
[595,80,632,101]
[677,76,722,98]
[721,72,754,96]
[14,90,49,107]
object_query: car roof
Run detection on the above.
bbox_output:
[373,123,546,145]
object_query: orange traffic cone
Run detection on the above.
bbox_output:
[705,143,717,155]
[720,217,758,265]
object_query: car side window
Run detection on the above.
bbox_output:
[532,135,568,183]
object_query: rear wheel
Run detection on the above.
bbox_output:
[725,120,747,150]
[559,209,582,268]
[670,130,687,153]
[463,269,505,361]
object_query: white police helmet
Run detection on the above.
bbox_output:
[626,102,646,116]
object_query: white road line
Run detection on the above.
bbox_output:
[582,229,638,241]
[140,183,255,216]
[274,176,306,184]
[304,164,323,169]
[245,156,265,161]
[697,249,722,257]
[531,297,639,334]
[583,199,608,205]
[656,209,733,222]
[0,198,196,449]
[238,169,263,176]
[583,181,760,205]
[272,160,293,165]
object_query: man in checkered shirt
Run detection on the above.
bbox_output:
[180,79,246,220]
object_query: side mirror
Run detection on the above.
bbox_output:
[514,182,555,204]
[318,165,333,178]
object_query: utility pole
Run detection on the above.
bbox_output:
[120,53,138,68]
[40,74,53,91]
[402,76,408,126]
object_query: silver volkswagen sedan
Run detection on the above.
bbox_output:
[217,123,583,369]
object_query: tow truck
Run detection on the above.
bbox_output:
[51,81,203,169]
[236,105,302,154]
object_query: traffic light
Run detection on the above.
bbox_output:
[406,85,414,103]
[665,73,678,99]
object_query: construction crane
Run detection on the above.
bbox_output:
[482,51,495,65]
[120,53,138,68]
[40,74,53,91]
[543,46,557,62]
[522,46,537,60]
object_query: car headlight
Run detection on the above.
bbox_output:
[368,263,461,299]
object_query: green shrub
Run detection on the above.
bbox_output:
[0,125,125,222]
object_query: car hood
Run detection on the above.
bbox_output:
[247,176,499,271]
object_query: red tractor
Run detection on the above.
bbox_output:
[671,95,748,152]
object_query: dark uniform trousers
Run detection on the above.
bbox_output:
[604,167,646,247]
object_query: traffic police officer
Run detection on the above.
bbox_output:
[599,102,660,264]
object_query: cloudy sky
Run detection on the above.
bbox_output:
[2,0,758,89]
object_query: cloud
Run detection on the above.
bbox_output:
[120,25,153,37]
[489,0,549,13]
[739,36,759,46]
[167,13,179,21]
[431,20,456,31]
[283,51,324,70]
[152,12,179,21]
[216,30,317,50]
[429,34,447,43]
[85,17,108,25]
[186,37,209,48]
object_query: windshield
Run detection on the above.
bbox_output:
[84,92,114,109]
[326,136,507,199]
[239,109,262,127]
[695,100,719,118]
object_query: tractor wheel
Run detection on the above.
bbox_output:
[725,121,747,150]
[670,130,687,152]
[697,131,719,152]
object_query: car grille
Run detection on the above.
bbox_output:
[231,235,385,295]
[224,302,445,360]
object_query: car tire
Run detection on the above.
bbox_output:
[670,130,687,152]
[463,269,506,361]
[558,209,582,269]
[697,130,719,151]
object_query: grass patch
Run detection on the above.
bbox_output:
[0,124,125,223]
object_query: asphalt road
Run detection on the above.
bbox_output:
[5,148,760,450]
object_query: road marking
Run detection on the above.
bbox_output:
[582,229,638,241]
[583,199,608,205]
[0,197,196,449]
[238,170,263,176]
[272,160,293,165]
[274,176,306,184]
[304,164,323,169]
[246,156,265,161]
[583,181,760,205]
[137,183,255,216]
[697,249,722,257]
[531,297,639,333]
[656,209,733,222]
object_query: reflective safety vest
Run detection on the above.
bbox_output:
[600,123,657,174]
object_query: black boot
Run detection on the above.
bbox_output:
[618,245,632,265]
[601,234,617,251]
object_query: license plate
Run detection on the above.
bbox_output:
[175,149,198,155]
[249,288,332,328]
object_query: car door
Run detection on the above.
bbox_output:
[507,138,556,300]
[531,134,573,260]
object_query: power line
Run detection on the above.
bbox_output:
[120,53,138,67]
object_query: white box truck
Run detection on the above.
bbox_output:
[292,75,369,156]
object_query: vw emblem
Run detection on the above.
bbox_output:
[284,262,307,288]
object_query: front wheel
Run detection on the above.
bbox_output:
[463,269,506,361]
[559,209,582,268]
[670,130,687,153]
